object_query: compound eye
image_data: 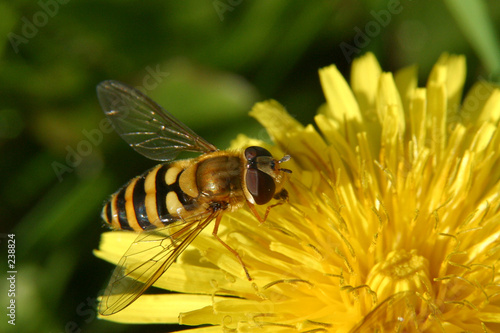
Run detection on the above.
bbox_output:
[245,146,272,161]
[246,168,276,205]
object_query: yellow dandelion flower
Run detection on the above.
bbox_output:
[95,53,500,332]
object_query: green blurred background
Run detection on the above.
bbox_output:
[1,0,499,332]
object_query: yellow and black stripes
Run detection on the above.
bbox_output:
[155,164,170,223]
[103,196,113,228]
[132,175,149,230]
[102,163,199,232]
[115,184,132,230]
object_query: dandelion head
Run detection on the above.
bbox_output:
[95,53,500,332]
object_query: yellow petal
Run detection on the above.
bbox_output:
[249,100,303,148]
[394,63,418,123]
[99,294,214,324]
[351,52,382,115]
[476,85,500,124]
[319,64,362,131]
[429,53,466,114]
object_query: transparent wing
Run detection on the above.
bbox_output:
[99,210,218,316]
[97,80,217,161]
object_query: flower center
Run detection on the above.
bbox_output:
[366,249,431,301]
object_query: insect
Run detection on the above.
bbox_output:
[96,80,291,316]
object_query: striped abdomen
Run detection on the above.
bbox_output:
[102,162,198,231]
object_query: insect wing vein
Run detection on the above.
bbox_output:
[99,211,218,315]
[96,80,217,161]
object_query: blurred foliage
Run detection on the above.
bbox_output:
[0,0,499,332]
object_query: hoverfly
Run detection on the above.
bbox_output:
[96,80,291,315]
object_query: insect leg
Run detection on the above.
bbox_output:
[247,188,289,224]
[212,212,252,281]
